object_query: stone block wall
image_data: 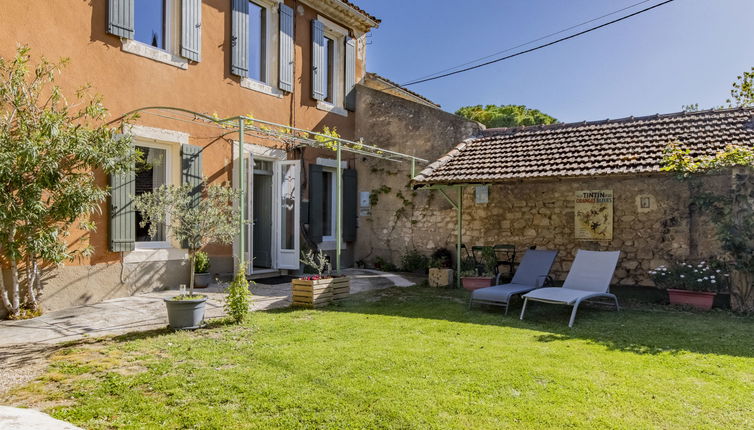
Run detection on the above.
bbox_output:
[357,172,727,287]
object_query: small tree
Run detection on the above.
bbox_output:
[662,143,754,312]
[133,182,240,297]
[225,260,252,323]
[0,46,135,318]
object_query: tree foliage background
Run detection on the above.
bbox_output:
[455,104,557,128]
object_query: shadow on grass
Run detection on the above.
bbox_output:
[318,286,754,359]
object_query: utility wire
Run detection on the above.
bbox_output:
[400,0,674,87]
[406,0,655,84]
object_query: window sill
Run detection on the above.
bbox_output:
[121,39,188,70]
[240,78,284,98]
[124,247,187,264]
[316,101,348,117]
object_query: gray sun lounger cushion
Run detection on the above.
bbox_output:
[470,249,558,314]
[521,249,621,327]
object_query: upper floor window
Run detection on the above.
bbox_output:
[247,1,267,82]
[134,0,166,49]
[107,0,198,68]
[323,36,335,103]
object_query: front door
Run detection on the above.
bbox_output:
[252,160,273,268]
[276,160,300,269]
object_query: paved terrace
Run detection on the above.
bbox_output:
[0,269,416,347]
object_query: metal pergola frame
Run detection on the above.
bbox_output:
[417,183,490,288]
[121,106,428,274]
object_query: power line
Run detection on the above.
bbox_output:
[406,0,655,84]
[400,0,675,87]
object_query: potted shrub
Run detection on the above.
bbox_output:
[400,249,430,274]
[134,182,239,329]
[649,260,727,310]
[292,250,349,307]
[428,248,454,287]
[460,247,496,291]
[193,251,211,288]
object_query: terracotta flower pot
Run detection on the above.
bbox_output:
[667,289,716,310]
[461,277,493,291]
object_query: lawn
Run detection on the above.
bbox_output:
[4,286,754,429]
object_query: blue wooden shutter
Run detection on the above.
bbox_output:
[342,168,357,242]
[308,164,324,243]
[181,0,202,62]
[344,37,357,111]
[278,3,294,92]
[311,20,325,101]
[181,144,203,207]
[231,0,249,77]
[107,0,134,39]
[110,166,135,252]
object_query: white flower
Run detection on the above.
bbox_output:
[716,269,721,273]
[680,275,685,278]
[711,280,717,284]
[697,279,702,282]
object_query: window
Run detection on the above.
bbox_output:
[247,1,267,82]
[134,0,167,50]
[323,36,334,103]
[135,144,170,245]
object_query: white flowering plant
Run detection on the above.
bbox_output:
[649,261,728,292]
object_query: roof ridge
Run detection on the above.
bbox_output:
[482,106,754,137]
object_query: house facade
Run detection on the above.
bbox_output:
[0,0,380,315]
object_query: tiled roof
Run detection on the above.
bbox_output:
[364,72,440,108]
[341,0,380,24]
[413,108,754,185]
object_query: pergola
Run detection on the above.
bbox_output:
[121,106,428,273]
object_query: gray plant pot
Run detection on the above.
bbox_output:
[194,272,211,288]
[164,296,207,330]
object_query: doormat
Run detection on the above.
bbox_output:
[255,276,296,286]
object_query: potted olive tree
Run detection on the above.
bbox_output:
[292,250,350,307]
[134,182,239,329]
[649,261,727,310]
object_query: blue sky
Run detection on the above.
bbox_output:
[357,0,754,123]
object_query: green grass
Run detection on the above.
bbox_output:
[6,287,754,429]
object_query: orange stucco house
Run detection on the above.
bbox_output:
[0,0,382,315]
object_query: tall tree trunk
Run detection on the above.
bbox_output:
[189,250,196,297]
[25,258,39,311]
[9,257,20,313]
[0,267,17,317]
[730,269,754,313]
[729,167,754,313]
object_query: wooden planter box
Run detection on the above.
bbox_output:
[429,268,454,287]
[667,289,716,310]
[292,277,350,307]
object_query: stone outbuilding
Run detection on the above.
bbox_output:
[403,108,754,288]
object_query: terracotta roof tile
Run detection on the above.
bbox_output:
[413,108,754,185]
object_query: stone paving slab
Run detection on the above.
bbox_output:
[0,269,415,347]
[0,406,82,430]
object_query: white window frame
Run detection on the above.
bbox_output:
[121,0,188,69]
[240,0,283,97]
[316,15,348,116]
[133,140,174,250]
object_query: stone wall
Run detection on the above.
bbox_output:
[357,157,727,286]
[352,84,484,265]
